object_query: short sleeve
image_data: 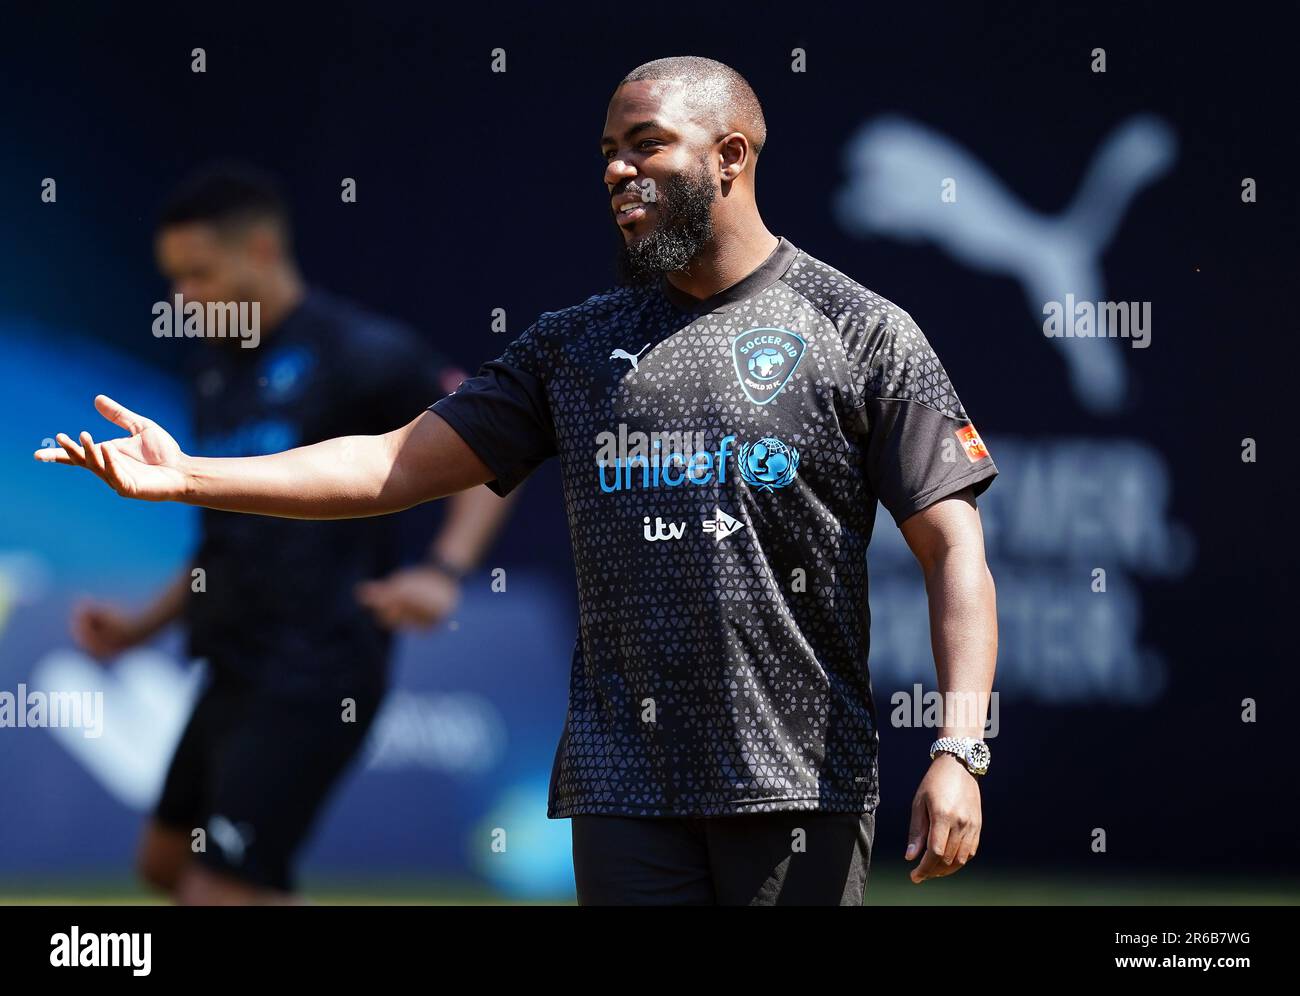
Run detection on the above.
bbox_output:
[848,307,998,525]
[427,323,558,497]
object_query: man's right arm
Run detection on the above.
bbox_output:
[36,395,494,519]
[183,410,494,518]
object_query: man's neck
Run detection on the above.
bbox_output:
[663,222,780,302]
[255,268,306,336]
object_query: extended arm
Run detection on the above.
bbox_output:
[35,395,494,518]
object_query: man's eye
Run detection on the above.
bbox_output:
[601,141,658,162]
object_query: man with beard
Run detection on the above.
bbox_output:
[38,57,999,906]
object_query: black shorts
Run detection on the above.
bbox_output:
[571,809,876,906]
[153,669,384,892]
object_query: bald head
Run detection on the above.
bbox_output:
[604,57,777,287]
[619,56,767,159]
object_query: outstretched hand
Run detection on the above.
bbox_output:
[34,395,189,502]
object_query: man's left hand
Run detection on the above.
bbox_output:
[904,752,983,883]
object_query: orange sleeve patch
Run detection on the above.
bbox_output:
[955,424,989,462]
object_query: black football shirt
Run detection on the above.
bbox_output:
[187,288,455,695]
[429,237,998,817]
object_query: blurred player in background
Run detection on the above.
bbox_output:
[42,57,999,905]
[68,165,516,905]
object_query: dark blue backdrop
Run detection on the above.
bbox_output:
[0,2,1293,889]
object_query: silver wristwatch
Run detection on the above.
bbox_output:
[929,736,991,776]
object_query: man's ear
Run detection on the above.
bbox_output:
[717,132,752,183]
[244,223,283,265]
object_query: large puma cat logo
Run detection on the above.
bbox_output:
[836,114,1177,414]
[610,343,651,370]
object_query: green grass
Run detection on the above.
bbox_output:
[3,866,1297,905]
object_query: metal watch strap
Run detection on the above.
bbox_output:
[929,736,990,776]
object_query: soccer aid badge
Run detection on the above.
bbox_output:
[732,328,806,405]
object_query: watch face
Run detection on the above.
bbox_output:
[968,741,991,772]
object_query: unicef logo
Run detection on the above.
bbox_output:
[747,346,785,381]
[738,437,800,491]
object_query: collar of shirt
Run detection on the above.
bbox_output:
[658,236,800,316]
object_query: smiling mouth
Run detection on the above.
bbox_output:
[616,201,652,226]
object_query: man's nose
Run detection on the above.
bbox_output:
[605,158,636,188]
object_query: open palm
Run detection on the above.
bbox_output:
[34,395,189,502]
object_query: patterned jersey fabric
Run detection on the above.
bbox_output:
[430,237,997,817]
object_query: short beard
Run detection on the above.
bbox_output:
[613,163,716,287]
